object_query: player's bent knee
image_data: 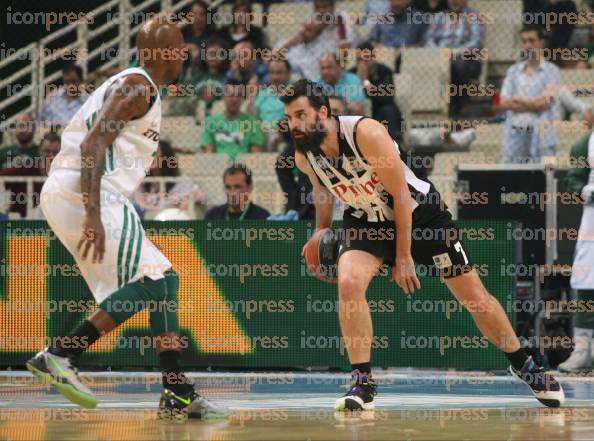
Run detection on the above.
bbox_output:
[338,274,368,303]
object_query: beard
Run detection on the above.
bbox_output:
[16,132,33,145]
[292,116,328,156]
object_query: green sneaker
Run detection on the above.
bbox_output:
[26,349,98,409]
[158,389,228,421]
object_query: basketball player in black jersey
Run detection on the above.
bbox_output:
[281,79,564,410]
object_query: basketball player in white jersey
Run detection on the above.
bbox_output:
[281,79,564,410]
[26,17,225,419]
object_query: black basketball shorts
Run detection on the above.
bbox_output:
[338,208,474,279]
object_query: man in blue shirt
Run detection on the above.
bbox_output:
[39,65,88,130]
[369,0,428,71]
[500,26,593,163]
[317,54,366,115]
[424,0,486,115]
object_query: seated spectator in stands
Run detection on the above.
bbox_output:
[329,95,348,116]
[369,0,428,72]
[205,163,270,220]
[135,140,206,219]
[413,0,448,13]
[576,22,594,69]
[200,80,266,159]
[183,0,222,60]
[275,19,329,81]
[0,113,39,170]
[0,131,60,219]
[165,36,230,117]
[135,140,180,218]
[250,59,290,124]
[500,26,565,163]
[318,53,366,115]
[225,41,270,87]
[275,0,360,80]
[424,0,485,116]
[547,0,578,52]
[313,0,361,50]
[364,0,390,31]
[248,59,292,150]
[350,42,403,139]
[220,0,267,50]
[39,64,88,130]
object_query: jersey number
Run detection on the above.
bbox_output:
[143,129,160,142]
[454,242,469,265]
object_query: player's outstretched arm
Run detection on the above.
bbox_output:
[78,74,152,264]
[295,150,335,232]
[356,118,421,294]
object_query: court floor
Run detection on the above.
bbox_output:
[1,370,593,440]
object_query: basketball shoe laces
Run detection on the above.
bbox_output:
[517,357,558,392]
[346,369,377,397]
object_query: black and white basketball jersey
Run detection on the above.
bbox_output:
[306,115,441,224]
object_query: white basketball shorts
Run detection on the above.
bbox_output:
[40,170,172,304]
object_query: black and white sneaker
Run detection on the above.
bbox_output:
[158,389,228,421]
[509,356,565,408]
[26,349,98,409]
[335,370,376,411]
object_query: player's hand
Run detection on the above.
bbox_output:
[301,240,310,257]
[78,212,106,264]
[392,256,420,294]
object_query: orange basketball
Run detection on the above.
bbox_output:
[303,228,340,283]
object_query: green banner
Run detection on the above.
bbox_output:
[0,220,515,370]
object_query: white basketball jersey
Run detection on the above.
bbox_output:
[306,116,431,223]
[50,67,161,198]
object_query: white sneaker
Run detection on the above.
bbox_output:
[558,328,593,372]
[26,349,98,408]
[449,128,477,148]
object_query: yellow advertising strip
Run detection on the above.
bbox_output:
[90,235,252,354]
[0,236,47,352]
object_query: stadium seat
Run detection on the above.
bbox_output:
[560,69,594,111]
[431,151,498,178]
[267,3,306,48]
[428,175,457,217]
[178,153,232,178]
[235,153,280,176]
[251,176,285,214]
[469,0,523,76]
[161,116,202,151]
[398,48,451,121]
[555,120,591,158]
[471,123,504,156]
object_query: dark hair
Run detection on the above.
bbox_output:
[224,163,252,186]
[62,64,83,79]
[41,131,60,144]
[280,79,331,115]
[189,0,218,33]
[191,0,210,10]
[327,94,346,104]
[269,58,291,72]
[145,140,178,192]
[357,41,374,52]
[520,25,545,40]
[233,0,253,14]
[195,36,230,73]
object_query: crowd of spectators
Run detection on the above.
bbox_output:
[2,0,594,220]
